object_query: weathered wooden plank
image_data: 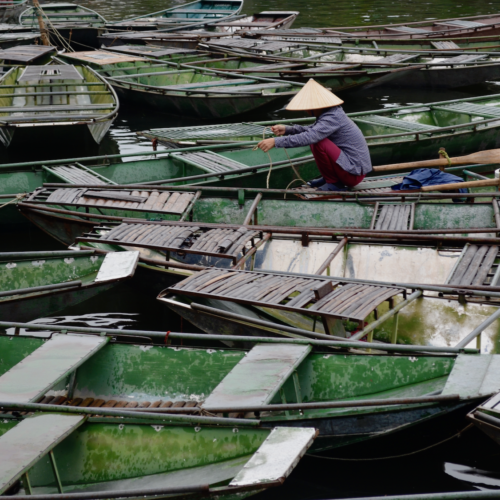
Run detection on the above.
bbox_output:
[449,245,478,285]
[203,343,312,409]
[84,191,147,203]
[442,354,500,398]
[473,246,499,285]
[461,245,489,285]
[94,251,139,282]
[0,414,86,495]
[230,427,316,487]
[0,334,108,403]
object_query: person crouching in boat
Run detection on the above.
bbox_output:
[257,79,372,191]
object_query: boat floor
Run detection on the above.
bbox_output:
[29,454,250,495]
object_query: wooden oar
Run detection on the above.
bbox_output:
[373,149,500,172]
[420,178,500,192]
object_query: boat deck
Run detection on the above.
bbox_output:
[78,221,265,263]
[168,268,406,322]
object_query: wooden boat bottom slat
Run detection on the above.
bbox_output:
[447,244,500,286]
[173,150,246,173]
[353,114,439,132]
[47,166,109,186]
[169,269,405,321]
[433,102,500,119]
[36,188,197,214]
[84,222,263,260]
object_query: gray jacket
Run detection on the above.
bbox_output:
[274,106,372,175]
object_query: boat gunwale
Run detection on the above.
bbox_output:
[18,2,107,27]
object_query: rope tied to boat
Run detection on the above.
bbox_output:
[439,147,452,168]
[0,193,27,210]
[253,126,306,191]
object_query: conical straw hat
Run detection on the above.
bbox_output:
[286,79,344,111]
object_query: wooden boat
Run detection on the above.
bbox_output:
[241,28,500,51]
[319,13,500,40]
[140,93,500,163]
[0,24,41,49]
[57,50,303,119]
[0,249,138,322]
[0,45,56,78]
[468,392,500,446]
[189,43,500,90]
[0,334,314,497]
[19,3,107,49]
[106,0,243,32]
[0,0,26,23]
[0,331,494,453]
[18,175,500,243]
[0,63,119,148]
[158,263,500,350]
[205,11,299,33]
[60,47,422,96]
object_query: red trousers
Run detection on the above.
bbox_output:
[310,138,365,187]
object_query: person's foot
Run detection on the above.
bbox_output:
[307,177,325,188]
[317,183,348,192]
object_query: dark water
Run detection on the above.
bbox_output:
[6,0,500,498]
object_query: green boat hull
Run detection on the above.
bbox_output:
[0,335,473,452]
[0,251,125,322]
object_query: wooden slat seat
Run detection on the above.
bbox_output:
[25,12,100,18]
[146,123,269,142]
[432,102,500,118]
[44,188,196,214]
[372,53,420,64]
[209,39,262,48]
[43,164,115,186]
[18,65,84,82]
[163,79,256,90]
[89,222,262,259]
[384,26,431,34]
[172,150,247,172]
[163,9,236,14]
[431,41,461,49]
[446,244,499,286]
[0,103,115,114]
[0,334,108,403]
[197,82,292,92]
[373,203,413,231]
[429,54,488,65]
[351,176,404,193]
[442,354,500,398]
[0,414,86,495]
[168,269,404,322]
[434,20,487,28]
[203,343,311,409]
[353,114,439,132]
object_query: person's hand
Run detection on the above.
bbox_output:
[257,138,275,153]
[271,125,286,136]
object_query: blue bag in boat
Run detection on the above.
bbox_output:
[391,168,468,193]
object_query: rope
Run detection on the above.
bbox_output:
[439,147,452,168]
[253,126,307,191]
[252,126,273,189]
[307,423,473,462]
[0,193,26,209]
